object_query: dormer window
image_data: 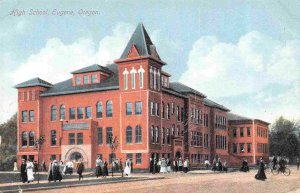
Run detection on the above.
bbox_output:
[83,75,89,84]
[92,74,98,83]
[76,76,81,85]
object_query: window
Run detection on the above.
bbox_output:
[135,125,142,143]
[171,103,174,114]
[150,102,154,115]
[171,125,175,136]
[83,75,89,84]
[155,103,159,116]
[240,143,245,153]
[97,128,103,145]
[69,133,75,145]
[177,126,180,136]
[161,102,165,118]
[151,126,155,143]
[22,132,27,146]
[77,133,83,145]
[51,130,56,146]
[92,74,97,83]
[247,143,251,153]
[29,110,34,122]
[157,70,160,91]
[106,127,113,144]
[139,71,144,88]
[126,126,132,144]
[60,105,65,120]
[106,100,113,117]
[123,68,129,90]
[167,104,170,119]
[126,102,132,115]
[136,153,142,164]
[150,67,153,89]
[155,127,159,143]
[51,155,56,161]
[51,105,57,121]
[126,153,133,161]
[76,76,81,85]
[29,131,35,146]
[96,102,103,118]
[153,68,156,90]
[181,107,184,122]
[232,128,237,137]
[247,127,251,137]
[162,128,165,144]
[77,107,83,119]
[69,108,75,120]
[85,106,92,119]
[166,128,170,144]
[131,71,136,89]
[240,127,244,137]
[233,143,237,153]
[135,102,142,115]
[176,107,180,121]
[22,111,27,122]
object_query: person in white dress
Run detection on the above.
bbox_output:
[123,159,131,176]
[26,160,35,183]
[160,158,167,173]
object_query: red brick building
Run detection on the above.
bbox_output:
[15,23,269,169]
[228,113,269,166]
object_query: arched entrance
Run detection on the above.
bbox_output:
[70,152,83,162]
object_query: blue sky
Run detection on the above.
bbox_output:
[0,0,300,124]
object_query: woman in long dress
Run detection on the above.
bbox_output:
[95,157,102,178]
[255,158,267,181]
[48,160,54,182]
[102,160,108,178]
[26,160,35,183]
[77,160,85,181]
[123,159,131,176]
[160,158,167,173]
[20,159,27,183]
[53,160,62,182]
[166,158,172,173]
[65,160,73,175]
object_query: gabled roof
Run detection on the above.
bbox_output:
[120,23,161,61]
[169,82,206,98]
[15,77,53,88]
[71,64,113,74]
[227,113,251,121]
[41,64,119,97]
[204,98,230,111]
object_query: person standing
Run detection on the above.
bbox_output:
[160,158,167,173]
[47,160,54,182]
[212,158,217,172]
[76,159,84,181]
[95,156,102,178]
[272,156,278,170]
[149,158,154,173]
[217,158,222,172]
[223,160,228,172]
[65,160,73,175]
[52,160,62,182]
[178,157,183,172]
[204,159,210,169]
[166,158,172,173]
[33,160,38,174]
[183,158,189,173]
[173,159,178,172]
[26,160,35,183]
[255,158,267,181]
[119,158,124,177]
[102,160,108,178]
[297,157,300,170]
[152,158,157,174]
[157,158,161,173]
[20,159,27,183]
[41,160,46,172]
[124,159,131,176]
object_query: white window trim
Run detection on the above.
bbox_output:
[130,67,137,89]
[123,68,129,90]
[138,66,145,88]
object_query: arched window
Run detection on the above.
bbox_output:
[138,66,145,88]
[130,68,136,89]
[60,105,65,120]
[157,70,160,91]
[155,127,159,144]
[106,100,112,117]
[151,126,155,143]
[161,102,165,118]
[126,126,132,144]
[29,131,35,146]
[171,125,175,136]
[176,106,180,121]
[22,131,28,146]
[153,68,156,90]
[150,67,153,89]
[96,101,103,118]
[123,68,129,90]
[166,104,170,119]
[167,128,170,144]
[51,105,57,121]
[162,128,165,145]
[135,125,142,143]
[177,126,180,136]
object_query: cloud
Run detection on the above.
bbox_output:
[180,31,300,122]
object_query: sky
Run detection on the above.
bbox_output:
[0,0,300,124]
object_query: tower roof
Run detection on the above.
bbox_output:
[120,23,161,60]
[15,77,53,88]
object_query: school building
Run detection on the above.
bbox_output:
[15,23,269,169]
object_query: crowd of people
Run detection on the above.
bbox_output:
[149,157,190,174]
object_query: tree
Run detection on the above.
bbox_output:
[269,116,300,162]
[0,113,17,171]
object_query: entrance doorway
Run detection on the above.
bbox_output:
[176,151,181,159]
[70,152,83,161]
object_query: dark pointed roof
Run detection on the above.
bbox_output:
[71,64,113,74]
[204,98,230,111]
[169,82,206,98]
[15,77,53,88]
[120,23,161,60]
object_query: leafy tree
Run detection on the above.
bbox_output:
[0,113,17,171]
[269,116,300,162]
